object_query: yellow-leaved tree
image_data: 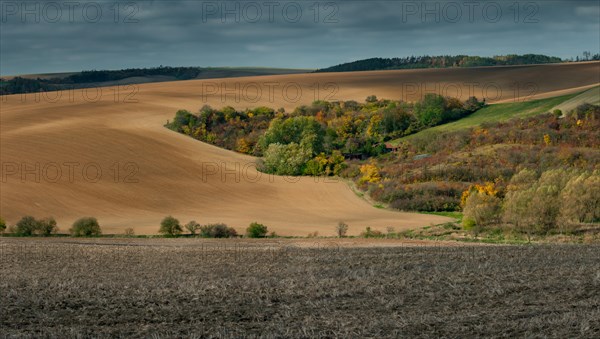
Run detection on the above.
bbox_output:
[359,162,381,184]
[461,181,501,232]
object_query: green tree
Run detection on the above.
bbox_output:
[414,94,446,127]
[38,217,58,236]
[365,95,378,103]
[382,106,412,135]
[14,216,39,236]
[464,96,484,111]
[70,217,102,237]
[258,116,324,154]
[168,110,194,132]
[262,142,312,175]
[0,217,6,233]
[246,222,268,238]
[304,153,329,176]
[552,109,562,118]
[185,220,201,236]
[159,216,182,236]
[328,150,347,175]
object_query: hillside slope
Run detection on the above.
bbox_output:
[388,92,581,145]
[1,62,598,235]
[551,86,600,113]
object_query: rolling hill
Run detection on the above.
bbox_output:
[1,62,598,235]
[0,67,311,95]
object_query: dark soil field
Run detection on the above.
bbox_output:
[1,238,599,338]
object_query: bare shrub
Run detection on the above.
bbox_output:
[336,221,349,237]
[185,220,201,236]
[361,227,384,238]
[386,226,396,237]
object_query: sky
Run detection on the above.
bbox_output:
[1,0,599,75]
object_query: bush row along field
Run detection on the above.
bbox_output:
[0,216,438,241]
[1,238,598,338]
[0,216,272,239]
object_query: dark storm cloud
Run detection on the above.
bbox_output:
[0,0,598,75]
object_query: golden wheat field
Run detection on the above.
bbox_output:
[1,62,598,235]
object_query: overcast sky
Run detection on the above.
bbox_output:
[1,0,599,75]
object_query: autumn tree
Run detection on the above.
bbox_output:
[304,150,346,176]
[503,169,573,236]
[236,138,252,154]
[528,169,570,233]
[463,183,501,230]
[558,170,600,231]
[358,161,381,184]
[304,153,329,176]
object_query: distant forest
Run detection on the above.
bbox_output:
[0,66,203,95]
[0,66,308,95]
[315,54,599,73]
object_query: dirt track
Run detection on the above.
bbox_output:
[1,62,598,235]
